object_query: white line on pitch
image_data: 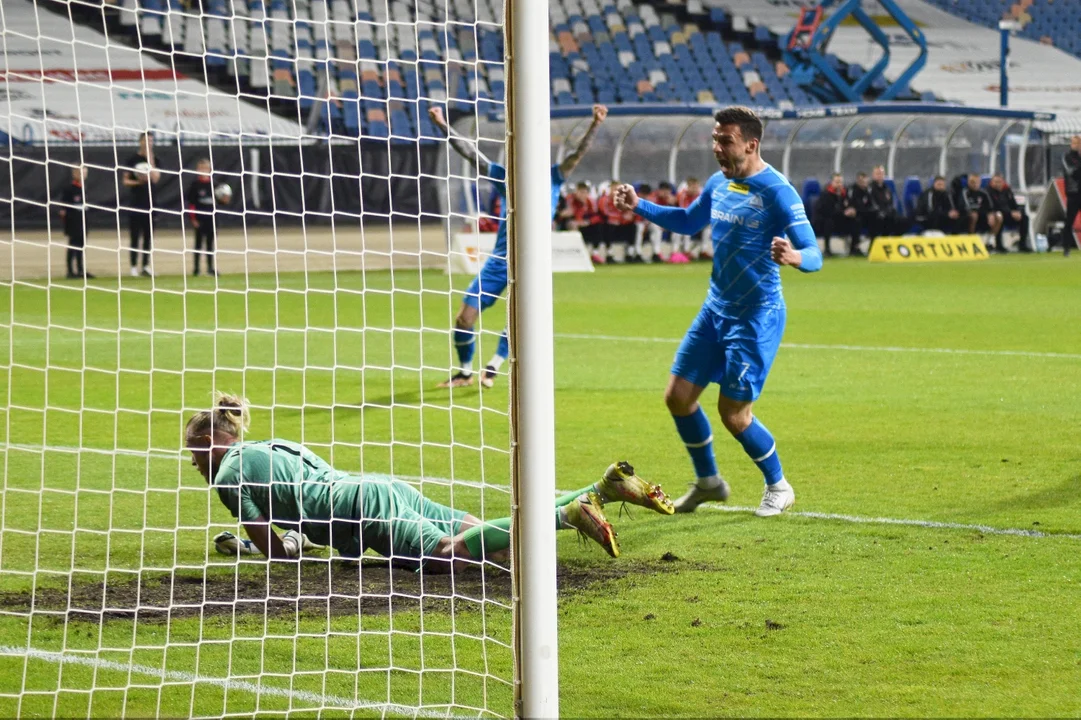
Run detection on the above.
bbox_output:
[694,504,1081,540]
[7,443,1079,541]
[0,645,462,718]
[553,332,1081,360]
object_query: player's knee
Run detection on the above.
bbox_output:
[454,306,478,330]
[717,402,752,435]
[664,386,694,415]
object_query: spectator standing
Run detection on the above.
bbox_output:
[57,165,94,280]
[121,131,161,277]
[636,181,676,263]
[597,180,636,263]
[813,172,860,257]
[1061,134,1081,257]
[957,173,1000,250]
[986,173,1029,253]
[186,157,221,276]
[914,176,962,234]
[561,182,604,256]
[671,177,702,263]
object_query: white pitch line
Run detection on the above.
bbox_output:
[553,332,1081,360]
[0,645,460,718]
[696,504,1081,540]
[7,443,1079,541]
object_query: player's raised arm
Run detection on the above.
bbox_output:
[612,176,712,236]
[559,104,608,177]
[770,188,823,272]
[429,106,492,176]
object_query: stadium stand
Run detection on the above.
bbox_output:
[923,0,1081,59]
[95,0,852,141]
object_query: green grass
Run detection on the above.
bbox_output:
[1,255,1080,717]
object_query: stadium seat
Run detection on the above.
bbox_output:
[801,177,821,220]
[902,176,922,217]
[135,0,871,136]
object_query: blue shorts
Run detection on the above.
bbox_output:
[462,256,508,310]
[671,304,786,401]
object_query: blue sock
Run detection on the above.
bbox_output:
[495,330,509,360]
[672,406,718,480]
[454,324,475,372]
[735,417,784,485]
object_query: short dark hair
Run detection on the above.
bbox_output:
[933,175,945,182]
[638,183,653,195]
[575,181,589,190]
[713,106,763,143]
[832,172,843,179]
[856,171,868,180]
[658,181,674,191]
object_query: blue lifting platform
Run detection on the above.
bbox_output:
[783,0,928,103]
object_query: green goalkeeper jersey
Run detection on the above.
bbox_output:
[212,439,468,561]
[213,439,362,553]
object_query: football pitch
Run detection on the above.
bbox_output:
[0,254,1079,717]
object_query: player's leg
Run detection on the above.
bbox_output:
[441,258,506,387]
[206,223,217,275]
[128,212,142,276]
[1016,210,1031,251]
[193,227,203,275]
[481,329,509,388]
[73,234,86,277]
[665,306,731,513]
[141,214,154,275]
[715,307,794,517]
[550,460,673,514]
[453,491,619,567]
[440,301,480,387]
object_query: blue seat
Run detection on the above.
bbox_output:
[884,178,903,215]
[902,176,922,217]
[802,178,822,221]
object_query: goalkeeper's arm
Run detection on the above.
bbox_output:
[210,525,313,557]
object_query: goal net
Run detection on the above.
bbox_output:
[0,0,548,716]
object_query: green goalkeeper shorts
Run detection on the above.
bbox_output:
[355,476,469,562]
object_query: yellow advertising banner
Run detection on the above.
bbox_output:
[868,235,990,263]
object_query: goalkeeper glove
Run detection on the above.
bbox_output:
[213,531,257,556]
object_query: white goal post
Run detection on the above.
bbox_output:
[506,0,559,717]
[0,0,558,716]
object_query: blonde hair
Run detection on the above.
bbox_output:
[185,392,251,440]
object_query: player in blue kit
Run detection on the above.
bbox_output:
[612,106,822,517]
[429,104,608,388]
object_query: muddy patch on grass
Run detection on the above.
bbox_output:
[0,557,692,625]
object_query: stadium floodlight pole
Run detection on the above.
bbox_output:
[506,0,559,717]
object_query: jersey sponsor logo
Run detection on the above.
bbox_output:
[748,194,764,209]
[868,235,990,263]
[711,209,745,225]
[727,182,750,194]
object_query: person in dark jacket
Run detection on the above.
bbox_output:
[813,173,861,256]
[58,165,94,279]
[914,175,961,234]
[986,173,1029,253]
[1061,135,1081,256]
[957,174,1001,250]
[867,165,910,239]
[849,171,874,240]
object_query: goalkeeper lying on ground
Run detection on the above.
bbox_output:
[185,394,674,568]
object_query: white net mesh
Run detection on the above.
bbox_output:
[0,0,516,716]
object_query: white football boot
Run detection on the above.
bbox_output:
[755,484,795,517]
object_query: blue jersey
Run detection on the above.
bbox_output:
[488,162,565,259]
[636,165,821,312]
